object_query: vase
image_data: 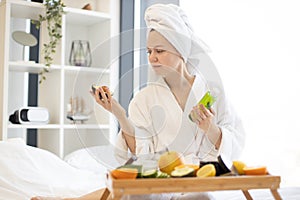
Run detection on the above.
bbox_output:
[69,40,92,67]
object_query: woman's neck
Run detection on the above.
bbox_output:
[164,67,195,110]
[164,68,195,90]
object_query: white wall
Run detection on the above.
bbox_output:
[181,0,300,187]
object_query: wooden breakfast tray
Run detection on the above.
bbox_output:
[102,173,282,200]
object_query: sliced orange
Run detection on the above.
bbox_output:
[196,164,216,177]
[111,168,138,179]
[243,166,267,175]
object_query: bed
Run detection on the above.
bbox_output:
[1,138,299,200]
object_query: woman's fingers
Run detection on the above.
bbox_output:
[94,88,105,106]
[191,104,215,125]
[99,87,108,101]
[196,105,206,119]
[199,104,213,118]
[90,86,114,114]
[210,107,216,115]
[190,106,202,126]
[190,104,216,134]
[106,89,112,100]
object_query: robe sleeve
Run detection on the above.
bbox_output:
[114,130,131,165]
[114,93,156,162]
[128,96,157,156]
[197,82,246,162]
[215,91,246,161]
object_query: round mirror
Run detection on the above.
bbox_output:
[12,31,37,47]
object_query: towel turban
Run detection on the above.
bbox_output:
[144,4,209,75]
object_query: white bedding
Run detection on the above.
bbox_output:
[0,139,105,200]
[1,139,299,200]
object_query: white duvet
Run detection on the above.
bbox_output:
[1,139,300,200]
[0,139,105,200]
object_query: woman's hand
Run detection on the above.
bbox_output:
[190,104,222,149]
[190,104,215,134]
[90,86,126,118]
[91,86,136,153]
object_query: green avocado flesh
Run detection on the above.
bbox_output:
[142,169,158,178]
[171,167,195,177]
[198,91,216,109]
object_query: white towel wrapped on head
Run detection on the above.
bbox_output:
[144,3,210,75]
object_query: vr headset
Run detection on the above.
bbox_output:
[9,107,49,124]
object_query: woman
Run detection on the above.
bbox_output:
[32,3,245,200]
[113,4,245,164]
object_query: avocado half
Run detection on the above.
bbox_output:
[142,169,158,178]
[199,155,231,176]
[171,167,195,178]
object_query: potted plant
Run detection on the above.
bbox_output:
[32,0,65,83]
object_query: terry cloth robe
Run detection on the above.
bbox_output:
[116,75,245,164]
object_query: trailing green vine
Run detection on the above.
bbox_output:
[32,0,65,83]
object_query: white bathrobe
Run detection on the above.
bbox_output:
[116,75,245,164]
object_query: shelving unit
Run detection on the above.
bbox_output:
[0,0,118,158]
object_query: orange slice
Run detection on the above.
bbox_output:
[111,168,138,179]
[196,164,216,177]
[243,166,267,175]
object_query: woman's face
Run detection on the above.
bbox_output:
[147,31,183,76]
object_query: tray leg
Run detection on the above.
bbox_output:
[242,190,253,200]
[270,189,282,200]
[100,188,111,200]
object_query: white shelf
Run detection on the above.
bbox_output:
[7,0,110,25]
[9,61,61,73]
[9,0,44,20]
[65,7,110,26]
[63,124,110,129]
[7,123,110,130]
[63,65,110,73]
[1,0,114,158]
[8,124,61,129]
[9,62,110,74]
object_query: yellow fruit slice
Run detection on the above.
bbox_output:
[196,164,216,177]
[232,160,246,175]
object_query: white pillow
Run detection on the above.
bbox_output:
[64,145,120,175]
